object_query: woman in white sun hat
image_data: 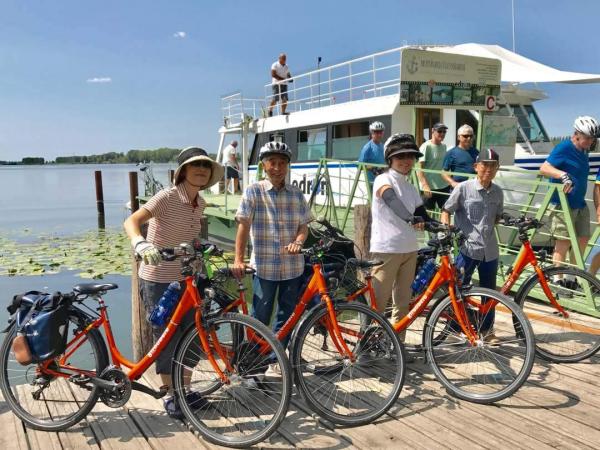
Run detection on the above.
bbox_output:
[124,146,223,419]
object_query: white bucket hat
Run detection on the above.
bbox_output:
[173,147,224,188]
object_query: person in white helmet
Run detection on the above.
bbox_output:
[540,116,600,282]
[359,121,386,184]
[233,142,312,355]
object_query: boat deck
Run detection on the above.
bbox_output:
[3,354,600,450]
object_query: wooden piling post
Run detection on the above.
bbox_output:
[94,170,105,216]
[353,205,372,259]
[168,169,175,186]
[129,171,139,213]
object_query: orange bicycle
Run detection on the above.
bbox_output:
[215,240,405,427]
[497,214,600,362]
[0,242,291,448]
[311,219,536,404]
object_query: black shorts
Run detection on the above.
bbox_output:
[272,83,288,102]
[225,166,239,179]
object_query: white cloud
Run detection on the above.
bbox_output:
[173,31,186,39]
[86,77,112,84]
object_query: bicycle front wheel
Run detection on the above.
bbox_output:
[424,288,535,403]
[0,310,108,431]
[172,313,291,449]
[291,301,405,426]
[515,266,600,363]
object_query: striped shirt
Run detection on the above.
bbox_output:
[236,180,312,281]
[139,184,206,283]
[443,178,503,261]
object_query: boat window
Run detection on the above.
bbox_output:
[297,128,327,161]
[332,121,370,160]
[511,104,549,143]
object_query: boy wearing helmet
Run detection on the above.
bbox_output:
[441,148,504,342]
[233,142,312,351]
[369,134,429,345]
[359,121,386,183]
[540,116,599,278]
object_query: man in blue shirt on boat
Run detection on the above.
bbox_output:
[358,121,386,184]
[441,124,479,188]
[540,116,599,284]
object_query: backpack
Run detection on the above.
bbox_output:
[9,291,69,365]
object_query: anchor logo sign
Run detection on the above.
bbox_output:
[406,56,419,74]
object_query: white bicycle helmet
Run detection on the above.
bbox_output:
[573,116,600,137]
[258,141,292,161]
[369,121,385,132]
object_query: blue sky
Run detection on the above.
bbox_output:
[1,0,599,161]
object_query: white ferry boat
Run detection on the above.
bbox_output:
[214,44,600,206]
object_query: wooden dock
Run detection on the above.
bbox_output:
[2,354,600,450]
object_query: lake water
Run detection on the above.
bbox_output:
[0,163,176,359]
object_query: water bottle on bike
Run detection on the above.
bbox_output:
[411,258,436,295]
[148,282,181,327]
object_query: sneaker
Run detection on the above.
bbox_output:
[164,392,208,419]
[241,375,264,390]
[483,331,501,345]
[555,279,574,298]
[163,396,184,420]
[264,363,282,378]
[268,111,273,117]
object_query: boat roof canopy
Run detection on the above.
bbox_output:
[429,43,600,84]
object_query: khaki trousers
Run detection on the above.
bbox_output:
[370,251,417,340]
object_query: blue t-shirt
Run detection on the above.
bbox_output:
[547,139,589,209]
[442,146,479,182]
[358,140,385,182]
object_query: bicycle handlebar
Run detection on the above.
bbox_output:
[498,213,543,231]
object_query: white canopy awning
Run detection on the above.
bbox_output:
[428,43,600,84]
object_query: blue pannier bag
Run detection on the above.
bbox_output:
[10,291,69,365]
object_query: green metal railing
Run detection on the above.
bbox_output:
[309,158,600,316]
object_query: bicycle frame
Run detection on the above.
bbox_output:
[225,262,355,358]
[349,255,479,345]
[41,274,234,384]
[500,240,568,317]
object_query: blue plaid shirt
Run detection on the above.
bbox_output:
[236,180,312,280]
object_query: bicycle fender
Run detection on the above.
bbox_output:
[288,300,346,357]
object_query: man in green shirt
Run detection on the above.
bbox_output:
[417,122,450,211]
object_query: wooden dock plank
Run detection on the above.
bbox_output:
[0,390,29,450]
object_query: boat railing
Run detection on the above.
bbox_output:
[263,46,409,114]
[221,92,266,127]
[311,158,600,316]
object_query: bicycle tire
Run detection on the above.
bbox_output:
[515,266,600,363]
[291,301,404,426]
[424,288,535,403]
[172,313,291,449]
[0,310,109,431]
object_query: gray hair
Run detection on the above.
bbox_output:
[457,124,474,136]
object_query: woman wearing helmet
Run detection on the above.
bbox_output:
[124,146,223,418]
[540,115,599,278]
[359,121,386,184]
[369,133,428,348]
[233,141,312,356]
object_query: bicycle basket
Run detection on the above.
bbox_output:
[11,291,69,365]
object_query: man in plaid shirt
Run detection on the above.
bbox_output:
[233,142,312,346]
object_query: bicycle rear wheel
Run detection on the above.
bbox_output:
[291,301,404,426]
[424,288,535,403]
[0,310,108,431]
[172,313,291,449]
[515,266,600,363]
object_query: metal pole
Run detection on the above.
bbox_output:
[94,170,105,217]
[129,171,139,213]
[317,56,322,107]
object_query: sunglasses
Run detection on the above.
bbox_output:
[392,153,416,160]
[189,160,212,168]
[436,130,447,134]
[460,135,473,138]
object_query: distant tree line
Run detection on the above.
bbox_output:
[0,148,183,165]
[55,148,181,164]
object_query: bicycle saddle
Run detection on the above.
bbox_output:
[73,283,118,295]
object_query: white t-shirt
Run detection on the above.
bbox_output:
[370,170,422,254]
[271,61,290,85]
[222,144,238,167]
